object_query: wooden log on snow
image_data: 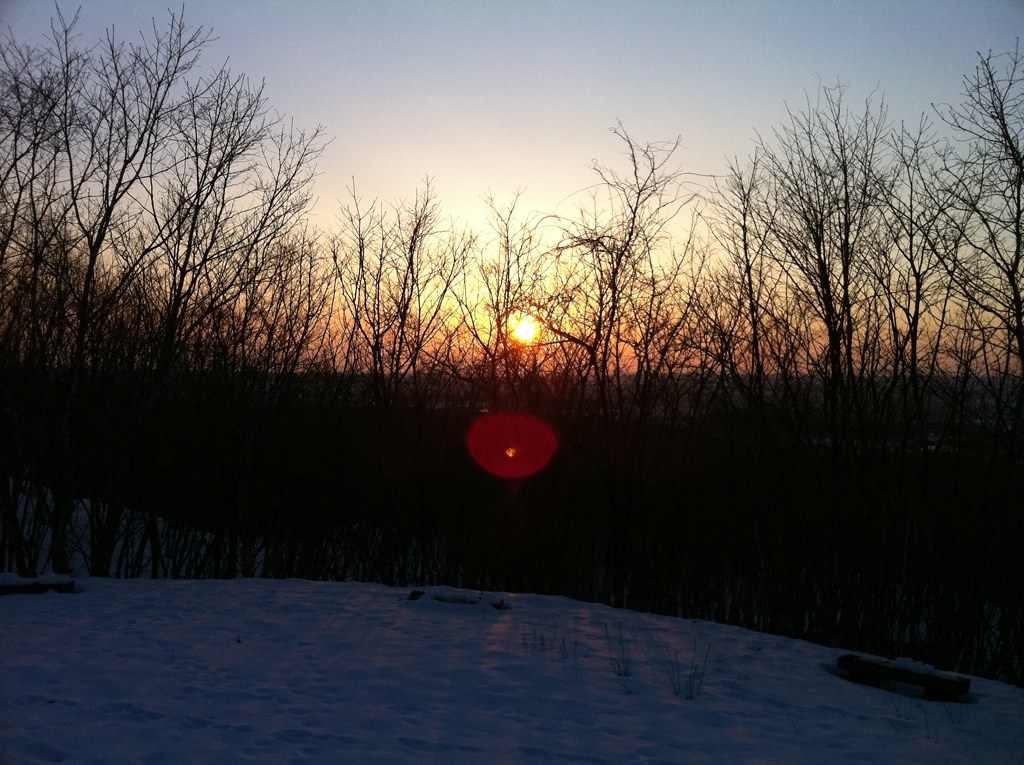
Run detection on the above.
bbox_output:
[0,578,76,596]
[837,653,970,701]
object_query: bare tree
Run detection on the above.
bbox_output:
[199,227,333,576]
[454,192,556,409]
[0,8,326,574]
[877,118,965,449]
[545,125,700,420]
[935,42,1024,450]
[0,9,209,573]
[0,26,82,575]
[331,181,471,409]
[535,125,706,607]
[753,85,894,457]
[705,152,781,410]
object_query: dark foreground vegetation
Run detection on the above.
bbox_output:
[1,13,1021,686]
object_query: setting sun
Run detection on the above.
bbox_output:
[510,314,540,345]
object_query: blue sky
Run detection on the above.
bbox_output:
[2,0,1022,228]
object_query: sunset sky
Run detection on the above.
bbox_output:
[3,0,1022,229]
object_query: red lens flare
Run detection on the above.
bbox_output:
[466,411,558,479]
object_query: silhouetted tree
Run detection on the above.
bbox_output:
[457,192,554,409]
[935,42,1024,455]
[755,86,894,461]
[332,181,471,410]
[0,8,325,574]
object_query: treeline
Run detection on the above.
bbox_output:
[1,13,1021,685]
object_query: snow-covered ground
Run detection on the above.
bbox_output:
[2,577,1022,764]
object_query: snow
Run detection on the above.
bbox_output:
[889,657,943,675]
[2,578,1022,764]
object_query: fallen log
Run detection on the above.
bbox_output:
[837,653,970,701]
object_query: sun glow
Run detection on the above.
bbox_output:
[510,313,540,345]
